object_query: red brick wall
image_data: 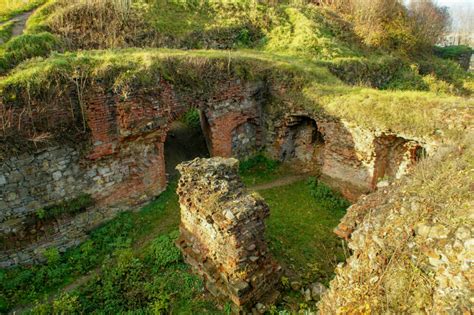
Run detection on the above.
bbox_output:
[208,112,253,157]
[82,79,263,210]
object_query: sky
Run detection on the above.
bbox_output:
[437,0,471,5]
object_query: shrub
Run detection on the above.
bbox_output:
[382,64,429,91]
[239,153,279,174]
[180,108,201,129]
[0,32,62,74]
[434,45,473,60]
[145,231,182,270]
[325,55,403,88]
[307,177,350,209]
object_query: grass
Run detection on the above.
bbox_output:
[1,155,350,313]
[0,0,46,22]
[0,20,14,43]
[0,31,62,74]
[262,179,348,286]
[0,182,180,312]
[2,48,471,150]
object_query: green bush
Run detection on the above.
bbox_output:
[325,55,403,88]
[307,177,350,209]
[382,64,428,91]
[239,153,279,174]
[145,231,181,270]
[0,32,62,74]
[434,45,472,60]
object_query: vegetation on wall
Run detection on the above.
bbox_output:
[35,194,94,220]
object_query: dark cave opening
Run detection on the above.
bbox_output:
[164,112,210,179]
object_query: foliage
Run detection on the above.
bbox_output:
[35,194,94,220]
[434,45,473,60]
[0,32,62,74]
[307,177,350,209]
[261,179,348,286]
[324,55,403,88]
[264,6,358,59]
[239,153,279,173]
[29,231,216,314]
[0,183,180,313]
[0,20,14,43]
[382,64,428,91]
[326,0,450,53]
[407,0,451,49]
[145,231,181,270]
[180,108,201,129]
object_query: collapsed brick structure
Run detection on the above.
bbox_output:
[1,67,428,266]
[176,157,281,309]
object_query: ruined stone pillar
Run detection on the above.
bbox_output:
[176,157,281,309]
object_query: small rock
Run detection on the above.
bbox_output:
[0,175,6,185]
[310,282,327,300]
[304,288,312,302]
[455,226,471,240]
[428,224,449,239]
[255,303,266,314]
[52,171,62,181]
[376,180,389,188]
[290,281,302,291]
[247,244,256,251]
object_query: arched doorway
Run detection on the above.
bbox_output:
[164,109,210,178]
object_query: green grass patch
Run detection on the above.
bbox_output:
[0,20,14,43]
[0,31,62,74]
[261,179,348,286]
[0,182,180,313]
[239,153,284,186]
[0,0,46,22]
[28,231,219,314]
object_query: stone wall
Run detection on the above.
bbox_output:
[269,112,426,201]
[1,79,266,267]
[0,138,166,267]
[1,75,428,267]
[176,158,281,310]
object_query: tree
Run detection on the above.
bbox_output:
[407,0,452,49]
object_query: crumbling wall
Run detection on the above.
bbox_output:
[1,79,266,267]
[270,112,426,200]
[176,157,281,309]
[318,141,473,313]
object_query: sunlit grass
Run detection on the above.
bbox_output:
[0,0,46,22]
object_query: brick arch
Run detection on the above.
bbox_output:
[82,80,266,207]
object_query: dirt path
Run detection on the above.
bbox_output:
[10,11,33,37]
[249,174,309,191]
[9,268,99,315]
[0,10,34,41]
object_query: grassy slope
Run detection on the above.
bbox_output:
[1,48,471,142]
[0,1,472,313]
